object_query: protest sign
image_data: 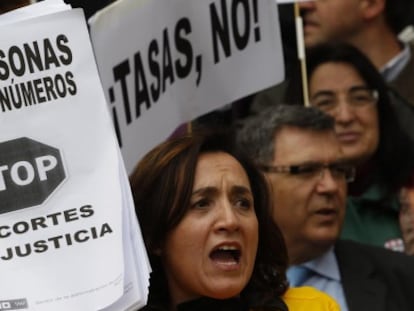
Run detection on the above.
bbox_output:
[0,2,150,310]
[89,0,284,173]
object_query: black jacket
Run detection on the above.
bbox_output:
[335,239,414,311]
[139,271,287,311]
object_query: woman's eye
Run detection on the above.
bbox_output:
[351,94,369,101]
[314,98,335,109]
[192,198,211,209]
[235,198,252,210]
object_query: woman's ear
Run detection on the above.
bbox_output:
[360,0,385,20]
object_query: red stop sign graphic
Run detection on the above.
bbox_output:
[0,138,66,214]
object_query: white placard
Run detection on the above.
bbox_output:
[0,3,149,310]
[90,0,284,173]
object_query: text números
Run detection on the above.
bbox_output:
[0,34,77,113]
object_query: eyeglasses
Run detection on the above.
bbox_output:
[259,162,355,183]
[311,87,379,113]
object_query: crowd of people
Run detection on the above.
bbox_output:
[130,131,340,310]
[133,0,414,309]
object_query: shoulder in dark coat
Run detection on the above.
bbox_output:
[335,239,414,311]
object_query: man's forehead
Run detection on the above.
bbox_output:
[273,127,342,163]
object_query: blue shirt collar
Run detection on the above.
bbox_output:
[381,42,411,82]
[301,247,341,281]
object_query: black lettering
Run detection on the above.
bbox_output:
[174,18,193,79]
[48,235,63,248]
[21,81,36,106]
[101,223,113,236]
[74,230,89,243]
[9,84,22,109]
[162,28,175,92]
[9,46,26,77]
[46,212,62,225]
[65,232,73,246]
[0,50,9,80]
[33,240,48,253]
[64,208,79,222]
[31,217,47,231]
[65,71,77,95]
[43,76,58,101]
[210,0,231,63]
[134,51,151,117]
[13,221,29,234]
[91,226,98,239]
[252,0,260,41]
[1,247,13,260]
[54,74,66,97]
[33,78,46,103]
[0,226,10,238]
[148,40,161,103]
[15,244,31,257]
[80,205,94,218]
[56,34,73,65]
[24,41,44,74]
[0,87,11,111]
[43,38,60,70]
[232,0,250,50]
[195,55,202,86]
[113,60,132,124]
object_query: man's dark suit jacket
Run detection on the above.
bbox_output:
[335,239,414,311]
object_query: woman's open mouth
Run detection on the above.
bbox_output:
[209,245,241,271]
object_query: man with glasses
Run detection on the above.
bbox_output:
[236,104,414,311]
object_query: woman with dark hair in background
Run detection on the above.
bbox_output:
[287,43,414,254]
[130,130,340,310]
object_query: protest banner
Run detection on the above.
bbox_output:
[0,2,149,310]
[89,0,284,173]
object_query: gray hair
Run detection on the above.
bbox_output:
[235,105,335,164]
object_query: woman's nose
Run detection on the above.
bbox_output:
[216,201,240,232]
[334,99,356,124]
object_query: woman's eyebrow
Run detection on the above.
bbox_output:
[311,90,335,98]
[348,85,371,92]
[192,185,251,196]
[191,187,218,196]
[230,185,252,196]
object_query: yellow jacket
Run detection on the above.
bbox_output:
[283,286,341,311]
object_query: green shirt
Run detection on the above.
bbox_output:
[340,182,402,249]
